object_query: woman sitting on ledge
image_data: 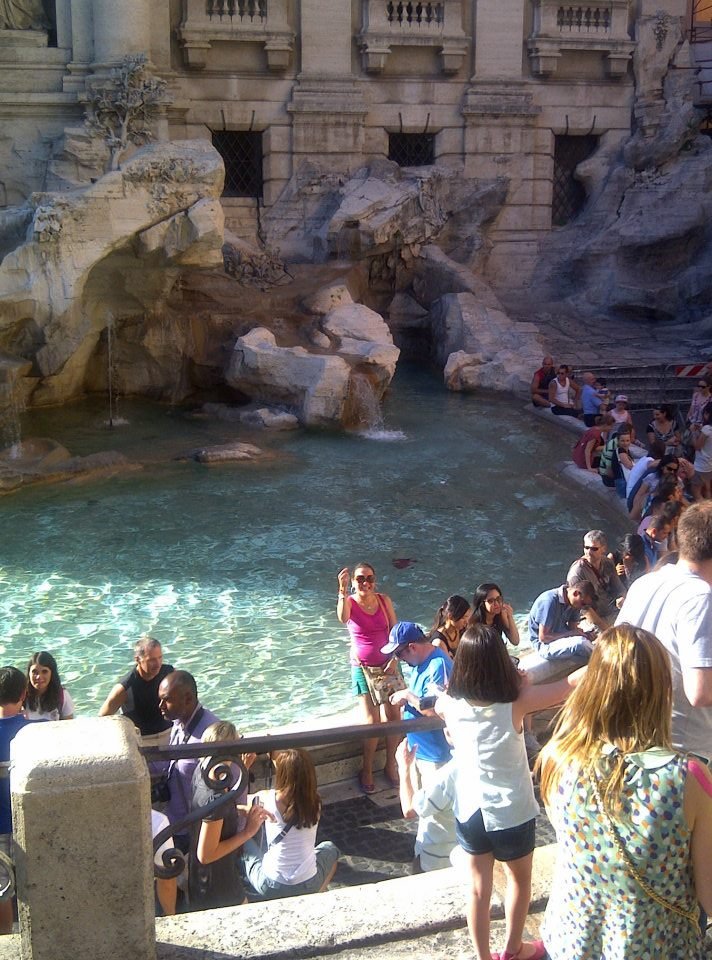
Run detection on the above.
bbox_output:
[241,748,339,900]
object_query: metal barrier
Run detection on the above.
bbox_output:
[141,716,443,879]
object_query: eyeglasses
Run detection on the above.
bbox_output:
[485,595,503,605]
[583,544,600,552]
[699,383,708,389]
[355,574,375,584]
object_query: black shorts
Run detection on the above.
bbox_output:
[456,809,536,862]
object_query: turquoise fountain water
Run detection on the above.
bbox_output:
[0,365,628,730]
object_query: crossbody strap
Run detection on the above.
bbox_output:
[268,819,294,849]
[587,769,699,928]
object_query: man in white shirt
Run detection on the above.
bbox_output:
[616,501,712,759]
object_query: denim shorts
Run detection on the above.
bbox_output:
[456,810,535,862]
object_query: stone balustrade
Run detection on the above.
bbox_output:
[528,0,635,77]
[177,0,294,70]
[358,0,469,73]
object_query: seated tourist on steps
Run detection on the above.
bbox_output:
[566,530,626,625]
[530,355,556,408]
[548,364,582,417]
[599,425,634,498]
[241,749,339,900]
[189,721,268,911]
[580,372,609,427]
[527,580,598,665]
[99,636,174,745]
[0,667,34,935]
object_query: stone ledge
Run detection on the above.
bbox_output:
[153,843,556,960]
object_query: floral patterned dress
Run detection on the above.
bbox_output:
[543,747,703,960]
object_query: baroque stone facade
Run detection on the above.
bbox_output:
[0,0,694,289]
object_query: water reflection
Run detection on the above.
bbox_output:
[0,365,627,728]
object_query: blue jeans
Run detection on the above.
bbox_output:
[242,839,339,899]
[535,636,593,663]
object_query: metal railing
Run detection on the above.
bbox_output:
[141,716,443,879]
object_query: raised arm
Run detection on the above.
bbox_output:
[501,602,520,646]
[336,567,352,623]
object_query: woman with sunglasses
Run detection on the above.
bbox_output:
[337,562,399,793]
[629,455,681,523]
[469,583,520,647]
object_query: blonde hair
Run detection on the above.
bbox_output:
[538,625,672,813]
[201,721,238,744]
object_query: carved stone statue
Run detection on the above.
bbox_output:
[0,0,48,30]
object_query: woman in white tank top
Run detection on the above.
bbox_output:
[241,749,339,899]
[436,625,582,960]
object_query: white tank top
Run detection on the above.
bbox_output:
[259,789,318,885]
[552,377,571,406]
[440,696,539,830]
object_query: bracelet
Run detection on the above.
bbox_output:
[338,592,348,599]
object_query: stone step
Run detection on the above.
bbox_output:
[149,844,558,960]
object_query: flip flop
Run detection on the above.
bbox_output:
[495,940,547,960]
[358,771,376,795]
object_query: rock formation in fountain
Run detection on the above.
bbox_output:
[226,300,400,428]
[529,14,712,327]
[0,139,225,412]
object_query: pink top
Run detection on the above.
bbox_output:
[347,597,390,667]
[688,758,712,798]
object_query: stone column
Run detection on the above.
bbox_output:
[12,718,155,960]
[91,0,152,69]
[62,0,93,91]
[463,0,545,286]
[288,0,367,174]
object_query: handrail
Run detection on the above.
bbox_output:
[143,716,444,880]
[139,715,444,763]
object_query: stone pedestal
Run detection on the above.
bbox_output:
[288,79,367,174]
[11,717,154,960]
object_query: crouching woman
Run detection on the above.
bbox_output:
[242,748,339,899]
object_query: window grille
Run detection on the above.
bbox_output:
[385,2,444,25]
[556,6,611,31]
[206,0,267,20]
[388,133,435,166]
[552,134,598,227]
[212,131,263,199]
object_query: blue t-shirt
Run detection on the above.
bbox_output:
[404,648,452,764]
[0,715,32,834]
[528,586,577,649]
[582,383,603,416]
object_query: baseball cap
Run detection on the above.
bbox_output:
[381,621,428,656]
[614,394,628,403]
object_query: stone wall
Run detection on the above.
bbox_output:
[0,0,664,292]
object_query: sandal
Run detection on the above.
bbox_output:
[384,768,400,787]
[358,771,376,795]
[497,940,547,960]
